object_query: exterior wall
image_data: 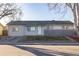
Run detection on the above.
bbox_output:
[24,26,41,36]
[24,26,44,36]
[45,24,74,30]
[50,25,63,30]
[40,26,45,35]
[43,24,75,36]
[66,25,74,30]
[8,25,25,36]
[0,25,3,35]
[44,30,75,36]
[38,26,44,35]
[8,25,44,36]
[8,24,74,36]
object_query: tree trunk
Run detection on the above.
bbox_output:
[70,3,79,35]
[73,4,78,35]
[76,4,79,35]
[74,3,79,35]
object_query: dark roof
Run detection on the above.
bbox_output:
[7,21,73,26]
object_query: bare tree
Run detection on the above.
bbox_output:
[0,3,22,23]
[48,3,79,35]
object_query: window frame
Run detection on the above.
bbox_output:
[12,27,19,32]
[27,26,37,31]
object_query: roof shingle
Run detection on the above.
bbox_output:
[7,21,73,26]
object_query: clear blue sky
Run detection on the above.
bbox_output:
[18,3,74,21]
[0,3,74,26]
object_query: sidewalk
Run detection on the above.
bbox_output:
[9,42,79,45]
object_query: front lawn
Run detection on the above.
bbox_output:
[18,36,71,42]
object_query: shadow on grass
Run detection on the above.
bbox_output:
[13,45,79,56]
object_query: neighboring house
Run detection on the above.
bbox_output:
[0,23,4,35]
[7,20,75,36]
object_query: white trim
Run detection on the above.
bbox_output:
[38,27,42,35]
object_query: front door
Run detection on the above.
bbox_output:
[38,27,42,35]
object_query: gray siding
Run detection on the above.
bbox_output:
[24,26,39,36]
[8,24,74,36]
[44,30,75,36]
[8,25,44,36]
[8,25,25,36]
[24,26,44,36]
[45,24,74,30]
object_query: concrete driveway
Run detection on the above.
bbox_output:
[0,45,79,56]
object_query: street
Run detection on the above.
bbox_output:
[0,45,79,56]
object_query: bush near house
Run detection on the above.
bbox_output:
[3,30,8,36]
[18,36,70,42]
[70,35,79,42]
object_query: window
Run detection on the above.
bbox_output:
[27,27,37,31]
[62,26,65,29]
[62,26,68,30]
[65,26,68,30]
[12,27,19,32]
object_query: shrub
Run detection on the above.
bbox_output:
[70,35,79,42]
[3,30,8,36]
[18,36,69,42]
